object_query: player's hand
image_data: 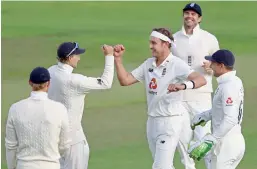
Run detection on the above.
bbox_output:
[188,134,216,161]
[102,44,114,56]
[202,61,213,74]
[167,84,185,93]
[113,44,125,59]
[191,113,209,130]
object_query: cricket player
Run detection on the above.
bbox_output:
[113,28,207,169]
[171,2,219,169]
[47,42,114,169]
[5,67,71,169]
[188,49,245,169]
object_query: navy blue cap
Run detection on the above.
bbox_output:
[29,67,50,84]
[183,2,202,16]
[205,49,235,67]
[57,42,85,58]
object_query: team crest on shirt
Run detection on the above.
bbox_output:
[226,97,233,106]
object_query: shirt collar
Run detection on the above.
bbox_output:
[57,62,74,73]
[152,53,173,67]
[216,71,236,84]
[30,91,48,100]
[182,24,201,37]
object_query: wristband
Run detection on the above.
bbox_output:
[184,80,195,89]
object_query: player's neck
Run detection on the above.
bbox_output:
[156,51,170,67]
[184,25,196,35]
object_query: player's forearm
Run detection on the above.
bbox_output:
[114,59,132,86]
[202,109,212,121]
[99,55,115,89]
[6,149,17,169]
[188,72,207,89]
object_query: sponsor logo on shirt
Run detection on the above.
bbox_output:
[148,78,158,95]
[148,68,154,72]
[149,78,157,89]
[226,97,233,106]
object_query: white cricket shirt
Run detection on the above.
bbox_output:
[172,25,219,101]
[210,71,244,139]
[48,56,114,145]
[5,91,71,169]
[131,53,193,117]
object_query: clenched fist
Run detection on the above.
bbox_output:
[102,44,114,56]
[113,44,125,59]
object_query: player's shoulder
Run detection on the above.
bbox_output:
[47,99,67,111]
[200,29,218,41]
[172,54,188,65]
[173,30,183,38]
[48,64,57,73]
[9,98,30,113]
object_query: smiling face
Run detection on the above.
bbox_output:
[149,37,170,59]
[183,10,202,29]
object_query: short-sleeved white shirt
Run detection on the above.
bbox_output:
[131,53,193,117]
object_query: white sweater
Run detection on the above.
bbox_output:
[48,56,114,145]
[5,91,71,169]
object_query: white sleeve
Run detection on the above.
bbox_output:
[58,105,71,157]
[208,35,220,55]
[131,60,146,82]
[213,86,243,139]
[5,105,18,169]
[73,56,114,93]
[175,59,194,81]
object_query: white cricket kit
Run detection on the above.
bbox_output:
[208,71,245,169]
[47,56,114,169]
[131,53,194,169]
[172,25,219,169]
[5,91,71,169]
[172,24,219,101]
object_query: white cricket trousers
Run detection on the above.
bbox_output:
[211,125,245,169]
[147,115,184,169]
[60,140,90,169]
[177,98,212,169]
[16,160,60,169]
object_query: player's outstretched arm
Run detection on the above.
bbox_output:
[187,71,207,89]
[114,44,139,86]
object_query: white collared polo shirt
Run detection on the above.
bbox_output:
[172,25,219,101]
[131,53,194,117]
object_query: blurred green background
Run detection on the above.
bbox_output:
[2,1,257,169]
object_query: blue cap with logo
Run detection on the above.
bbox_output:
[57,42,86,58]
[29,67,50,84]
[205,49,235,67]
[183,2,202,16]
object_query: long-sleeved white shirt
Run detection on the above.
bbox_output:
[131,53,193,117]
[48,56,114,145]
[5,91,71,169]
[203,71,244,139]
[172,25,219,101]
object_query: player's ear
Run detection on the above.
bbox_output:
[29,80,33,87]
[198,16,202,23]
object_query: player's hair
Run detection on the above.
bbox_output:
[58,57,70,63]
[152,28,174,48]
[31,82,48,91]
[225,66,234,71]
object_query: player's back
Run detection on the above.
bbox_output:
[48,63,87,144]
[9,93,67,169]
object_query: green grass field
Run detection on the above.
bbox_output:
[2,2,257,169]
